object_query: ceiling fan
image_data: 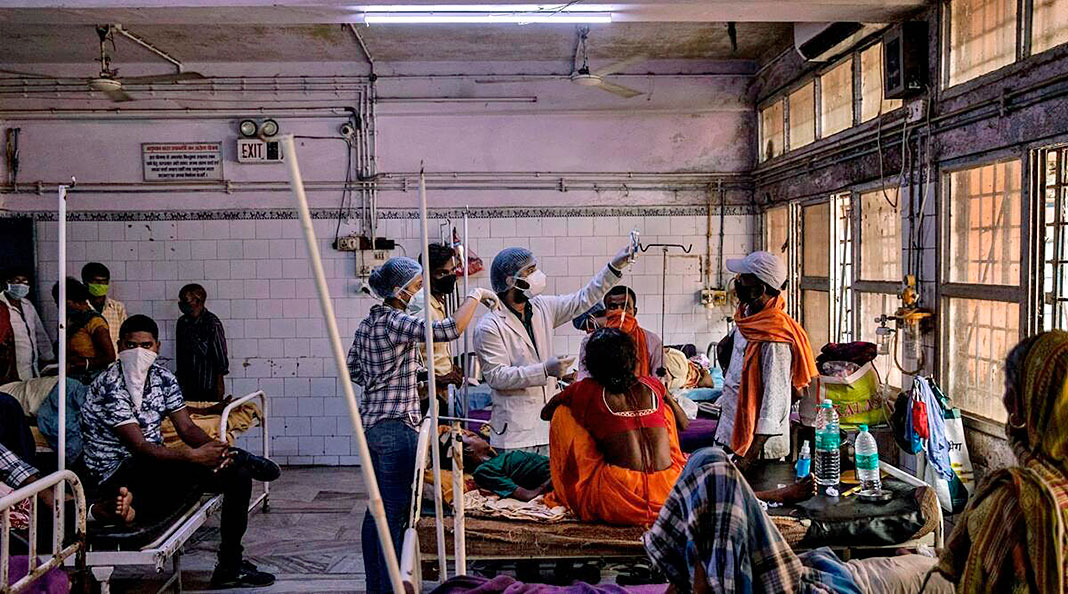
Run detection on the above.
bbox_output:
[0,24,205,102]
[476,27,645,98]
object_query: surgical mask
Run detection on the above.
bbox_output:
[408,290,427,315]
[431,274,458,295]
[514,269,546,300]
[4,283,29,300]
[395,287,419,312]
[178,302,194,316]
[87,283,109,297]
[118,347,158,411]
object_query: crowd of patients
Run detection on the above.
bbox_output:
[1,242,1065,594]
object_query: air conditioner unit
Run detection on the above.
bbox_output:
[884,22,928,99]
[795,22,882,62]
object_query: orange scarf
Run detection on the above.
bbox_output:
[731,295,818,456]
[605,310,649,377]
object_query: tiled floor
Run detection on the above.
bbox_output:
[113,466,376,593]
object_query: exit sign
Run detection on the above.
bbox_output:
[236,138,283,163]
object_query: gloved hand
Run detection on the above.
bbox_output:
[543,355,576,378]
[468,287,499,309]
[610,241,638,270]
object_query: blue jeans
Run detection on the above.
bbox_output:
[361,420,419,594]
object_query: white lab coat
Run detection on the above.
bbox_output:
[474,265,621,449]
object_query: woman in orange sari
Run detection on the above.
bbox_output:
[541,328,686,526]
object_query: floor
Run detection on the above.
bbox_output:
[114,466,378,593]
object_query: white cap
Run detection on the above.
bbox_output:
[726,251,788,292]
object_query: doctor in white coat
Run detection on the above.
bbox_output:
[474,243,637,453]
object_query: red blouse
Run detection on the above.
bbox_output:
[557,376,670,441]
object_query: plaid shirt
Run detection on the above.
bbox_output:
[643,448,857,594]
[0,442,37,489]
[348,304,459,429]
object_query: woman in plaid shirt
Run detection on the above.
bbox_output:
[348,256,496,594]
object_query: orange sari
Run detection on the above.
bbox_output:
[543,383,686,526]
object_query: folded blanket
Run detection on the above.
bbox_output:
[463,491,571,523]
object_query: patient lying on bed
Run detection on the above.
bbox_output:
[541,328,686,526]
[454,429,553,502]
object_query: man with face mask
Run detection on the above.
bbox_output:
[474,243,637,454]
[714,251,818,467]
[415,243,464,413]
[0,268,54,381]
[81,262,128,350]
[175,283,229,402]
[348,256,497,594]
[80,314,281,588]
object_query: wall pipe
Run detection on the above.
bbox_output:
[279,134,404,594]
[418,167,449,582]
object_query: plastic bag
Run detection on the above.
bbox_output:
[817,362,888,428]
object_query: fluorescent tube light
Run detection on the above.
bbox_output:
[359,4,613,11]
[362,12,611,23]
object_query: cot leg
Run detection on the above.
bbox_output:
[91,566,114,594]
[174,550,182,594]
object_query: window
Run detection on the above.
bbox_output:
[947,160,1022,285]
[760,100,785,163]
[765,205,789,255]
[803,202,830,278]
[1033,0,1068,54]
[942,159,1025,422]
[831,194,854,342]
[1040,146,1068,330]
[947,0,1018,87]
[789,83,816,150]
[858,187,903,281]
[859,43,903,122]
[946,298,1020,422]
[820,60,854,138]
[803,289,831,349]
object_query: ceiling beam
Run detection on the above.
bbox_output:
[0,1,926,25]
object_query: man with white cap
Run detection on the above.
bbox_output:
[714,251,818,466]
[474,243,637,454]
[347,256,496,594]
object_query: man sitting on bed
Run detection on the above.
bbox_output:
[80,314,281,589]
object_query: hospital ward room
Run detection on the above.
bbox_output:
[2,1,1068,592]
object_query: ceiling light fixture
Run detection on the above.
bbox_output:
[359,4,612,24]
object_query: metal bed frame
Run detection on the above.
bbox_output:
[0,470,87,594]
[70,389,270,594]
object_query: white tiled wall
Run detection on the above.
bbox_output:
[33,210,754,465]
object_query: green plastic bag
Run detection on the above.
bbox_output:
[817,362,888,429]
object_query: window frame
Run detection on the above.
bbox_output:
[941,0,1026,89]
[938,154,1034,422]
[788,81,817,151]
[758,98,786,164]
[819,58,857,139]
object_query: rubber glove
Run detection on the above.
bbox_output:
[467,287,499,309]
[610,241,638,270]
[544,355,576,378]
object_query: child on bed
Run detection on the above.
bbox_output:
[445,428,552,502]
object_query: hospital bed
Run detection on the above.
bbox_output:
[66,390,270,594]
[0,470,87,594]
[401,424,943,592]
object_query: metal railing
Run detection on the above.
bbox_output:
[219,390,271,513]
[1,470,87,594]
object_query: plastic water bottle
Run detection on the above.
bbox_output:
[795,440,811,479]
[855,424,882,492]
[814,399,840,487]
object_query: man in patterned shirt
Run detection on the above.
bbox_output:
[81,262,128,351]
[81,314,280,589]
[348,257,496,594]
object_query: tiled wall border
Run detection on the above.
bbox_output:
[2,204,755,222]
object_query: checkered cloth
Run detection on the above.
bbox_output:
[0,442,37,489]
[348,304,459,429]
[99,298,128,350]
[643,448,859,594]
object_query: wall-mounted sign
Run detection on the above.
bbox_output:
[237,138,284,163]
[142,142,224,182]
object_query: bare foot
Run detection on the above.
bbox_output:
[114,487,136,524]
